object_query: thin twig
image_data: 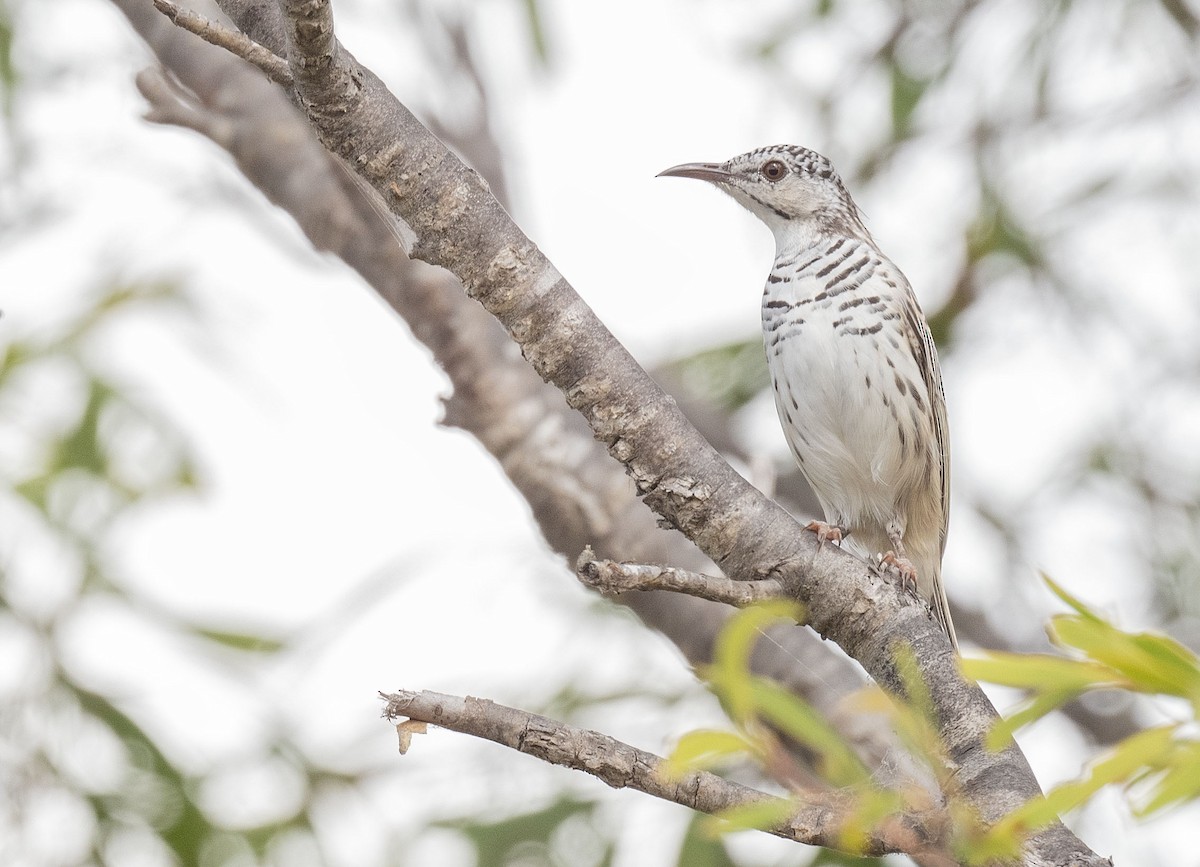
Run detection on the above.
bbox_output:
[379,689,948,860]
[152,0,293,86]
[577,548,785,607]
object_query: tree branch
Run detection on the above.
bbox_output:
[380,689,953,863]
[577,548,784,607]
[249,0,997,803]
[248,7,1100,856]
[126,0,893,768]
[123,0,911,800]
[120,1,1109,862]
[152,0,292,85]
[250,0,952,670]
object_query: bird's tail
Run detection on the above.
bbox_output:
[929,564,958,651]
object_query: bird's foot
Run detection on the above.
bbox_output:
[880,551,918,594]
[804,521,846,549]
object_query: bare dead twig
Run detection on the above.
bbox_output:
[577,548,785,607]
[152,0,292,85]
[379,688,952,862]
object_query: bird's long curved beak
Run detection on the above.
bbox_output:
[656,162,732,183]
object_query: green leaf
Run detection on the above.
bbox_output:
[663,337,770,412]
[674,813,738,867]
[1041,573,1100,620]
[1039,575,1200,704]
[190,626,287,654]
[962,651,1123,693]
[665,730,758,775]
[889,63,927,139]
[1135,740,1200,815]
[1058,724,1177,805]
[708,601,803,723]
[705,796,797,835]
[1051,618,1200,702]
[983,690,1075,751]
[993,726,1179,837]
[750,679,870,786]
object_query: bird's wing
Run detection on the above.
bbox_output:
[899,287,950,558]
[900,284,957,649]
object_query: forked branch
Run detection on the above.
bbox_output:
[380,689,953,863]
[137,1,1109,863]
[576,548,785,607]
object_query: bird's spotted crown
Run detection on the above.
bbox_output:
[737,145,840,183]
[726,145,857,208]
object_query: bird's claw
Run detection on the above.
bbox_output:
[805,520,845,549]
[880,551,918,594]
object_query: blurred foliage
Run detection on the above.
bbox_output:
[673,813,739,867]
[9,0,1200,863]
[965,577,1200,824]
[4,281,199,538]
[888,63,928,142]
[666,603,968,858]
[521,0,551,66]
[436,796,614,867]
[663,337,769,414]
[672,594,1200,862]
[0,283,368,866]
[0,0,13,117]
[0,281,714,863]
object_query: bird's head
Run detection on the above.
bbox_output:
[658,145,869,247]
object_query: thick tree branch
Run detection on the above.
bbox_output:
[121,0,903,794]
[279,0,348,111]
[246,0,1021,822]
[380,689,953,863]
[241,0,953,669]
[125,1,1108,863]
[124,0,891,769]
[253,9,1101,856]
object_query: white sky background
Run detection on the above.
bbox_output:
[3,0,1200,864]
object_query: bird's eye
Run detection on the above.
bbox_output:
[761,160,788,181]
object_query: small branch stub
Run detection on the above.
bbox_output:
[575,547,785,607]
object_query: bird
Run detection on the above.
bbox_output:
[659,145,956,649]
